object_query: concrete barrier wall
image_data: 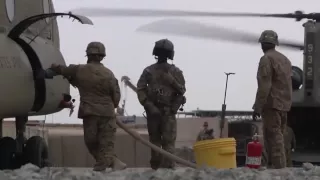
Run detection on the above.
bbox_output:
[47,130,151,167]
[46,117,226,167]
[2,117,226,167]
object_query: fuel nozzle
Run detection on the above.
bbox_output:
[36,68,58,79]
[59,94,75,109]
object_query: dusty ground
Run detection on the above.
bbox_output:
[0,163,317,180]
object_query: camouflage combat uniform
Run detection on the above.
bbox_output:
[50,42,126,171]
[284,126,296,167]
[197,129,214,141]
[137,39,186,169]
[197,129,207,141]
[253,30,292,169]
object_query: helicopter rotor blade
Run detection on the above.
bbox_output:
[136,19,303,51]
[70,8,311,21]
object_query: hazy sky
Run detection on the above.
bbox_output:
[31,0,315,123]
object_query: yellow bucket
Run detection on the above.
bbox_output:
[193,138,236,169]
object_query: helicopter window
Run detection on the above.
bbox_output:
[43,0,50,23]
[5,0,15,22]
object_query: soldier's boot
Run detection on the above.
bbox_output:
[160,163,175,169]
[93,156,113,171]
[160,158,175,169]
[92,166,105,171]
[150,158,162,170]
[93,162,108,171]
[111,157,127,171]
[150,162,160,170]
[270,156,286,169]
[93,157,127,171]
[150,152,162,170]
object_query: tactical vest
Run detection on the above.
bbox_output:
[146,65,178,107]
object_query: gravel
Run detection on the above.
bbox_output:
[0,163,319,180]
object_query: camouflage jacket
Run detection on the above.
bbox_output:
[253,49,292,113]
[51,63,120,118]
[284,126,296,149]
[196,129,214,141]
[137,63,186,114]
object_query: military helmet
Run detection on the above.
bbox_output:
[86,41,106,56]
[152,39,175,60]
[258,30,279,45]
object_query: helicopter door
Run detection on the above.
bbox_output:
[5,13,93,112]
[7,12,93,40]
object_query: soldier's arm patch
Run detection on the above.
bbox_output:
[254,56,273,112]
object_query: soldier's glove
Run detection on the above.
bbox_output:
[143,101,161,115]
[252,111,260,121]
[36,68,58,79]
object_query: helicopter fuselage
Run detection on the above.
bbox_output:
[0,0,94,119]
[0,33,69,118]
[291,20,320,107]
[288,20,320,165]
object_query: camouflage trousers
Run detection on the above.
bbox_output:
[285,147,293,167]
[262,109,287,169]
[82,116,116,167]
[146,112,177,169]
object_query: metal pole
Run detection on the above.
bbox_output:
[220,72,235,138]
[223,75,229,104]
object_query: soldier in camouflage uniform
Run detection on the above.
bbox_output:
[196,122,214,141]
[284,125,296,167]
[252,30,292,169]
[137,39,186,169]
[50,42,126,171]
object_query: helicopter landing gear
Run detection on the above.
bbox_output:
[23,136,49,168]
[0,116,50,170]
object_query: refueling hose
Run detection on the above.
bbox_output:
[116,119,197,168]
